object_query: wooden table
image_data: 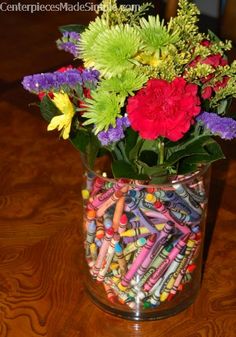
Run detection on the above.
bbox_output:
[0,6,236,337]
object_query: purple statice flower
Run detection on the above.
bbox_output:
[197,111,236,140]
[81,68,100,88]
[22,68,99,94]
[98,117,131,146]
[56,31,80,57]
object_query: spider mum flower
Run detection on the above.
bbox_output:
[139,16,179,54]
[79,17,109,68]
[99,70,148,97]
[82,90,124,134]
[47,92,75,139]
[91,25,143,77]
[127,77,201,141]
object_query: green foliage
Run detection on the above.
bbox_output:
[39,95,60,122]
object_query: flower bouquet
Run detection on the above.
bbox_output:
[23,0,236,320]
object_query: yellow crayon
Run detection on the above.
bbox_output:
[145,193,157,204]
[81,189,90,200]
[120,223,165,237]
[90,243,97,261]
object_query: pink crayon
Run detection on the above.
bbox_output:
[119,234,157,289]
[90,177,104,197]
[89,179,128,210]
[143,238,187,292]
[136,221,173,277]
[91,228,114,277]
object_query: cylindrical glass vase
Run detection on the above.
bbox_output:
[81,161,211,321]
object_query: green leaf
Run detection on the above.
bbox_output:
[128,138,144,161]
[178,138,225,173]
[124,127,139,156]
[112,160,148,180]
[70,130,90,153]
[39,95,60,122]
[165,136,215,166]
[217,99,228,115]
[59,24,86,34]
[139,150,158,167]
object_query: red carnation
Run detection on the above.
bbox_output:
[127,77,201,141]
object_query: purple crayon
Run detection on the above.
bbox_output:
[125,197,160,234]
[143,238,187,292]
[118,234,157,290]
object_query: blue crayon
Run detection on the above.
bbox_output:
[173,184,202,215]
[104,217,113,229]
[86,220,96,256]
[165,192,201,221]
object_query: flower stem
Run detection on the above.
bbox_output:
[117,141,130,163]
[157,139,165,165]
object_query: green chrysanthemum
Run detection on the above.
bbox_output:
[99,70,148,96]
[139,15,179,54]
[92,25,143,77]
[82,90,124,133]
[78,17,108,67]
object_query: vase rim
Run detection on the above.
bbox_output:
[81,154,210,187]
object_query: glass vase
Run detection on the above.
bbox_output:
[80,157,211,321]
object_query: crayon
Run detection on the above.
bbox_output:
[170,239,197,295]
[154,201,191,235]
[96,190,125,218]
[135,243,173,289]
[118,213,128,234]
[91,228,114,277]
[85,220,96,256]
[103,217,113,230]
[123,238,147,256]
[120,223,165,237]
[90,243,98,261]
[86,172,95,192]
[97,232,120,282]
[81,189,90,200]
[112,194,126,231]
[95,220,105,239]
[143,238,187,292]
[119,234,157,289]
[90,177,104,197]
[159,252,185,302]
[115,243,127,276]
[126,197,160,234]
[103,283,117,303]
[136,221,173,277]
[173,184,202,215]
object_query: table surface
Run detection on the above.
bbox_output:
[0,6,236,337]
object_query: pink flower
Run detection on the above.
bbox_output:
[127,77,201,141]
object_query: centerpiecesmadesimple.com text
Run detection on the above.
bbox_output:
[0,2,141,13]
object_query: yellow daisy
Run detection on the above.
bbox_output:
[47,92,75,139]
